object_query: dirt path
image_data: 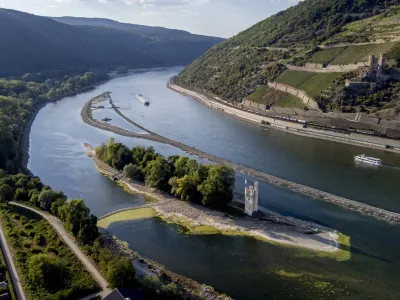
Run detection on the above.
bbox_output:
[9,202,110,294]
[0,221,27,300]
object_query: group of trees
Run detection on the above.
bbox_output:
[0,71,109,173]
[0,171,137,290]
[0,172,98,245]
[96,138,235,208]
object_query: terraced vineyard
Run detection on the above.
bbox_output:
[246,86,305,108]
[310,42,399,65]
[275,70,343,98]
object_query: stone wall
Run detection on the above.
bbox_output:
[242,99,267,111]
[267,82,320,111]
[288,62,366,73]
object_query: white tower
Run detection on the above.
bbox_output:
[245,181,259,216]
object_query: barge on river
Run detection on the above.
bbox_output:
[354,154,381,166]
[137,94,150,106]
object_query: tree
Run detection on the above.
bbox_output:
[58,199,90,235]
[38,190,59,211]
[0,184,12,204]
[14,188,28,201]
[197,165,235,208]
[123,163,143,181]
[50,198,66,216]
[107,258,136,289]
[174,156,189,178]
[144,156,171,191]
[27,254,71,293]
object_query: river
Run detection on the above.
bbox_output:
[29,67,400,299]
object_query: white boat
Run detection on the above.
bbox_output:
[354,154,381,166]
[136,94,150,106]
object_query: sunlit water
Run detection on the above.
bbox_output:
[29,67,400,299]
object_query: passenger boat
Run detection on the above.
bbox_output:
[136,94,150,106]
[354,154,381,166]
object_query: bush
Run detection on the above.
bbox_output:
[34,234,46,247]
[27,254,72,293]
[107,258,136,289]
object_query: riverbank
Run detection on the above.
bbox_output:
[167,80,400,154]
[86,144,348,260]
[18,78,114,175]
[81,93,400,224]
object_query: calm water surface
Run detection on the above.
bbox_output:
[29,67,400,299]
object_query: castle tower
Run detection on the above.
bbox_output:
[377,53,386,82]
[379,53,386,68]
[368,55,378,70]
[245,181,259,216]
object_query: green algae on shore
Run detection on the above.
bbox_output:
[296,231,351,262]
[97,208,156,229]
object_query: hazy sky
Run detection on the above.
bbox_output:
[0,0,300,38]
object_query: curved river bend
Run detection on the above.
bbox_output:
[29,67,400,299]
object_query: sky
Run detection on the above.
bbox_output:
[0,0,300,38]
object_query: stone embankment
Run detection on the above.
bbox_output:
[81,94,400,224]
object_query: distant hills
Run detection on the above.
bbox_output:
[0,9,223,77]
[177,0,400,114]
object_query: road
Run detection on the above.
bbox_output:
[0,220,27,300]
[9,202,110,295]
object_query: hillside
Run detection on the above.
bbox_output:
[0,10,223,77]
[177,0,400,114]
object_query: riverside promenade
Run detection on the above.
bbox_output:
[81,93,400,224]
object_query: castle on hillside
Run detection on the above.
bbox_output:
[346,53,390,89]
[245,181,259,216]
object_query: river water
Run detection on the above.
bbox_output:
[29,67,400,299]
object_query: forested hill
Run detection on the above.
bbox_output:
[177,0,400,107]
[50,16,224,67]
[219,0,399,48]
[0,9,223,77]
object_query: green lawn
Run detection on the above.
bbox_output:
[276,70,342,98]
[0,205,99,300]
[247,85,305,108]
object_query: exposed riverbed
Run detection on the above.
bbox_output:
[28,67,400,299]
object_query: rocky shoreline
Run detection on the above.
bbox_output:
[81,93,400,225]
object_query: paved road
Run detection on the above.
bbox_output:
[10,202,110,294]
[0,220,27,300]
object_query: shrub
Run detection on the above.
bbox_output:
[107,258,136,289]
[27,254,72,293]
[34,234,46,247]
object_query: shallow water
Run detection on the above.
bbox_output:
[29,67,400,299]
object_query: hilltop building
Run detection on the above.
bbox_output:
[245,181,259,216]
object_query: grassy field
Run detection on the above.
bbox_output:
[247,86,305,108]
[0,205,99,300]
[276,70,342,98]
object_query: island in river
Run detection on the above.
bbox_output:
[27,67,400,299]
